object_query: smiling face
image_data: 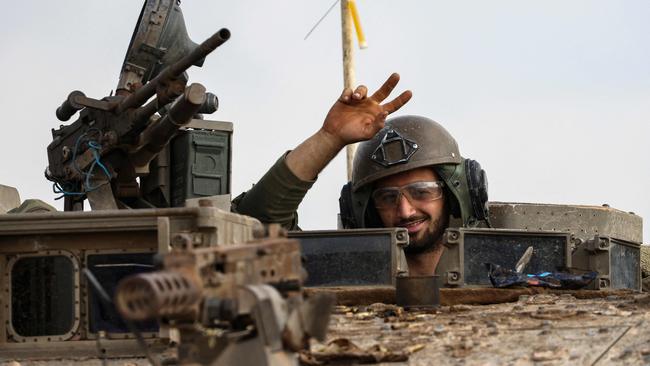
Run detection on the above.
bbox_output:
[373,167,449,255]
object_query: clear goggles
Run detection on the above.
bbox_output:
[372,181,445,209]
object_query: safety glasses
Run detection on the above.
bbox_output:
[372,181,445,209]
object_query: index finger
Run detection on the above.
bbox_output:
[370,73,401,102]
[381,90,413,115]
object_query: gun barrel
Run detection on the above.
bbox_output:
[56,90,86,121]
[130,83,206,167]
[115,271,201,321]
[116,28,230,114]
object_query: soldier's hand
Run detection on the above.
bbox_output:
[321,73,412,147]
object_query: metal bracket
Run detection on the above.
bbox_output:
[598,277,611,290]
[443,229,461,246]
[446,270,462,285]
[585,236,611,252]
[370,129,418,167]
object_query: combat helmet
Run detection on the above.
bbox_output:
[339,115,489,228]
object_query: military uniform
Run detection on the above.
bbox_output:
[232,152,314,230]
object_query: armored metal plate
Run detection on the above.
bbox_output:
[288,228,408,287]
[572,236,641,291]
[611,241,640,289]
[437,228,572,287]
[0,207,257,357]
[488,201,643,243]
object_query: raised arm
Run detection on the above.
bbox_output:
[233,73,411,229]
[286,73,412,180]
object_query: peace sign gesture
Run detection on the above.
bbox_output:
[285,73,411,181]
[321,73,412,148]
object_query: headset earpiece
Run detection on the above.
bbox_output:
[338,182,358,228]
[464,159,489,221]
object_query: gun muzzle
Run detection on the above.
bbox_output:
[115,271,201,321]
[56,90,85,121]
[130,83,206,167]
[198,92,219,114]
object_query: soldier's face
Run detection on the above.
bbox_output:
[373,167,448,254]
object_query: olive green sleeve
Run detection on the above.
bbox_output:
[232,152,316,230]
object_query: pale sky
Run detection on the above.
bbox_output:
[0,1,648,241]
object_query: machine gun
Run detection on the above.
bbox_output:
[46,0,228,211]
[114,227,334,366]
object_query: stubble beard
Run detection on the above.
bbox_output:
[403,206,450,256]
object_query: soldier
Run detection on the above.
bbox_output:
[234,73,489,275]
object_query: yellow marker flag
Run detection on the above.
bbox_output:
[348,0,367,49]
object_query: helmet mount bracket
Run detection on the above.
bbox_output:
[370,129,418,167]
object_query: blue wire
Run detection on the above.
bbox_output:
[83,141,112,191]
[52,182,84,200]
[55,132,113,198]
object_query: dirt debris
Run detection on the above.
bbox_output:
[531,347,566,362]
[404,344,425,354]
[302,338,408,365]
[322,291,650,365]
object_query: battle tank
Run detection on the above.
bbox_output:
[0,1,648,365]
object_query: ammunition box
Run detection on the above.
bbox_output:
[436,228,573,287]
[0,207,259,359]
[288,228,409,287]
[170,120,233,207]
[488,202,643,244]
[572,236,641,291]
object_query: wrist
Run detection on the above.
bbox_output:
[316,128,346,151]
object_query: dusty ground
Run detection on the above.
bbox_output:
[307,292,650,366]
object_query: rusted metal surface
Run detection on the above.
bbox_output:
[114,234,312,366]
[395,276,440,308]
